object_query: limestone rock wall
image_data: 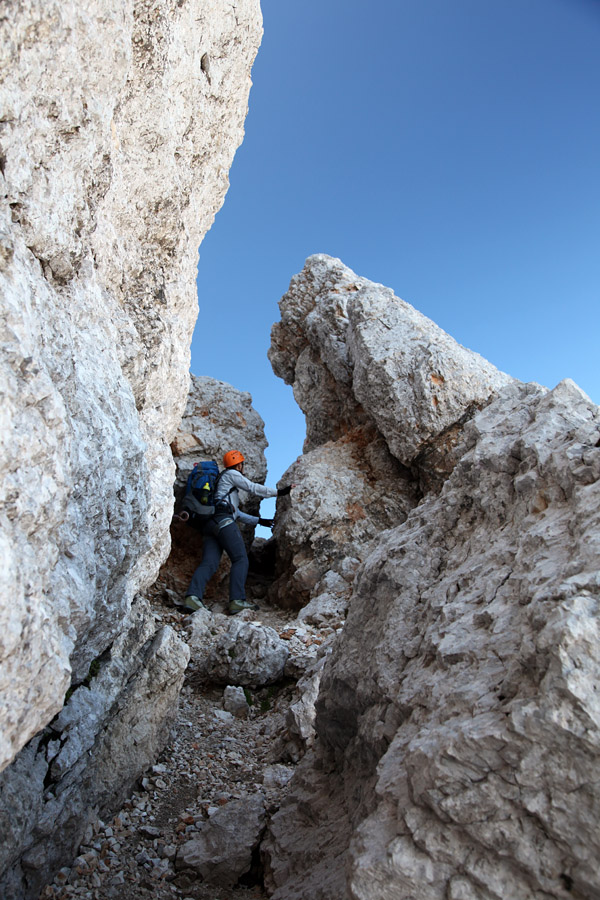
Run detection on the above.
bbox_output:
[0,1,262,895]
[264,258,600,900]
[270,431,417,610]
[0,0,262,770]
[267,255,511,611]
[171,373,269,500]
[0,599,190,900]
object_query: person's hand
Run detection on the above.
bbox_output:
[258,517,274,528]
[277,483,298,497]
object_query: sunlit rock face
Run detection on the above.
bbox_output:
[264,374,600,897]
[265,255,600,899]
[269,254,512,464]
[171,374,269,500]
[0,0,261,771]
[267,255,511,610]
[0,0,261,894]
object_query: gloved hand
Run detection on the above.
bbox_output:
[258,517,274,528]
[277,485,292,497]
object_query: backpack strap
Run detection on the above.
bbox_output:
[214,470,237,514]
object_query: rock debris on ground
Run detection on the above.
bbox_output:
[39,590,343,900]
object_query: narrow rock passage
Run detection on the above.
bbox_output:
[40,588,341,900]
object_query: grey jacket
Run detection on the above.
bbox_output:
[215,469,277,525]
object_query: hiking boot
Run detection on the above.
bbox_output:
[184,595,207,612]
[228,598,259,615]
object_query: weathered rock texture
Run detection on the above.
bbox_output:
[265,359,600,895]
[267,255,512,610]
[159,373,271,605]
[263,256,600,899]
[269,254,512,465]
[177,793,266,886]
[171,373,269,496]
[1,0,261,773]
[0,0,261,895]
[269,434,417,610]
[0,598,190,899]
[207,619,290,688]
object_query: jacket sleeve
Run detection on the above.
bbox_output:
[228,470,278,499]
[236,509,260,526]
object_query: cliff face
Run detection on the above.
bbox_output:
[267,254,511,611]
[0,1,261,895]
[0,0,262,770]
[264,257,600,900]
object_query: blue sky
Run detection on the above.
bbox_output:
[192,0,600,506]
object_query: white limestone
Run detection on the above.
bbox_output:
[265,379,600,900]
[269,254,512,463]
[206,619,289,688]
[0,1,261,895]
[0,0,262,772]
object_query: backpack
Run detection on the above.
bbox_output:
[181,460,222,517]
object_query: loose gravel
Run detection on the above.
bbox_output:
[39,593,343,900]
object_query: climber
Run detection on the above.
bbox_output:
[184,449,293,616]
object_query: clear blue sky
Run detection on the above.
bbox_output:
[192,0,600,501]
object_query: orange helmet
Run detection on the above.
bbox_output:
[223,450,245,468]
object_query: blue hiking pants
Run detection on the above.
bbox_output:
[187,520,248,603]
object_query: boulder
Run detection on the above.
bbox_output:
[176,793,266,887]
[269,254,512,464]
[223,685,250,719]
[206,620,289,688]
[185,606,217,652]
[268,255,511,611]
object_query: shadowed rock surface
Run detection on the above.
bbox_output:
[206,620,290,688]
[176,793,266,887]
